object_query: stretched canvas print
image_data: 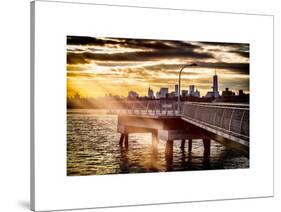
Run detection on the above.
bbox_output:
[66,36,250,176]
[31,1,274,211]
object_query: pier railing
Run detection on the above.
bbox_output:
[181,102,249,141]
[107,100,249,143]
[108,100,180,116]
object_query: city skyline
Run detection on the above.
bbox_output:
[68,72,247,99]
[67,36,249,98]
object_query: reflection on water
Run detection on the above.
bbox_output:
[67,109,249,176]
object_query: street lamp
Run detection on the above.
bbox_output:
[178,63,198,114]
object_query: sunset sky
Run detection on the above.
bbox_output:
[67,36,249,98]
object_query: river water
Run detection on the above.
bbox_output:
[67,109,249,176]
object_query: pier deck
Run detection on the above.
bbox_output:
[112,101,249,158]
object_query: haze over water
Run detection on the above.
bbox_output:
[67,109,249,176]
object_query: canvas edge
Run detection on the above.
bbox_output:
[29,1,275,211]
[30,1,36,211]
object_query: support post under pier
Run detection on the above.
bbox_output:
[203,138,211,156]
[119,134,124,147]
[165,140,174,169]
[180,139,185,150]
[165,140,174,157]
[188,139,192,152]
[124,134,129,149]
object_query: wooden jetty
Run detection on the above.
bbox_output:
[114,101,249,159]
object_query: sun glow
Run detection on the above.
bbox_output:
[67,36,249,98]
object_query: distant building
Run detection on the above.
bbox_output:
[182,90,188,97]
[205,91,214,98]
[216,88,249,103]
[189,85,195,96]
[205,71,219,98]
[222,88,235,97]
[128,91,139,99]
[189,85,200,97]
[239,90,244,96]
[168,91,176,98]
[159,87,169,99]
[74,92,80,99]
[212,71,219,98]
[156,91,160,99]
[147,86,154,98]
[193,89,200,98]
[175,84,179,97]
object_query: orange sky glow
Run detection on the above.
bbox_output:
[67,36,249,98]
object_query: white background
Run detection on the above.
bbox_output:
[33,1,273,211]
[0,0,280,212]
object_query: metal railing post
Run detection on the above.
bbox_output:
[220,109,226,128]
[228,109,235,131]
[239,110,246,134]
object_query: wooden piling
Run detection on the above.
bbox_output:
[119,134,124,147]
[188,139,192,152]
[165,140,174,156]
[180,139,185,150]
[165,140,174,169]
[203,138,211,156]
[124,134,129,149]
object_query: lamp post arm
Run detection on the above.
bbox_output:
[177,63,198,114]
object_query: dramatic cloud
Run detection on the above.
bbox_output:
[198,41,249,49]
[139,62,249,75]
[67,49,213,64]
[67,36,214,65]
[67,36,201,50]
[67,36,249,97]
[197,41,250,59]
[196,62,249,74]
[230,51,250,58]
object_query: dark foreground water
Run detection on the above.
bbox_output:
[67,109,249,176]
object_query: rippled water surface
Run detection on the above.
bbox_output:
[67,109,249,176]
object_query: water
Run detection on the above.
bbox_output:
[67,109,249,176]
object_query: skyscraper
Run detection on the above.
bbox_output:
[175,84,179,96]
[189,85,195,96]
[193,89,200,98]
[212,70,219,98]
[159,87,169,99]
[147,86,154,98]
